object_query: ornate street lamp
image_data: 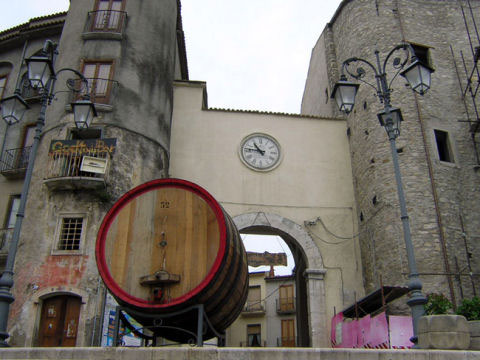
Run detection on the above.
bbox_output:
[331,75,359,114]
[400,59,434,95]
[0,92,29,126]
[72,98,97,129]
[0,40,96,347]
[331,43,434,347]
[25,54,54,90]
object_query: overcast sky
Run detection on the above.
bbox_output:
[0,0,342,113]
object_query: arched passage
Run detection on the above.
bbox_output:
[233,212,328,347]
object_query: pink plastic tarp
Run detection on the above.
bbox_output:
[389,315,414,349]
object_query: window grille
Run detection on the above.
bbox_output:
[58,218,83,251]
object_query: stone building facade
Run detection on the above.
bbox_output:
[0,0,187,346]
[226,272,297,347]
[302,0,480,305]
[0,0,363,348]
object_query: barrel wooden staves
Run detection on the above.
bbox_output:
[96,178,248,342]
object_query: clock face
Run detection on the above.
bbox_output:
[239,133,281,171]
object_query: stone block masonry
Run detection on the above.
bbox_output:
[0,347,480,360]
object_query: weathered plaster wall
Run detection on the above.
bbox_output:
[4,0,180,347]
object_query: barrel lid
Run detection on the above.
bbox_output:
[96,178,227,309]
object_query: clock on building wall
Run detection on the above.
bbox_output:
[239,133,282,171]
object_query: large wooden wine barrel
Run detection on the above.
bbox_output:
[96,178,248,342]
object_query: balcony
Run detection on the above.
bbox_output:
[0,146,31,179]
[241,300,266,317]
[83,10,127,40]
[276,297,296,314]
[0,228,13,256]
[43,140,114,191]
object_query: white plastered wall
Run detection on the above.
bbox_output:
[169,81,364,347]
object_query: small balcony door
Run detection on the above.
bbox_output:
[279,284,294,311]
[93,0,125,31]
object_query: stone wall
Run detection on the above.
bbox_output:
[302,0,480,305]
[0,347,479,360]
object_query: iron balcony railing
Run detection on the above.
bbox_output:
[243,300,266,314]
[70,77,119,105]
[45,148,111,181]
[84,10,127,35]
[0,146,31,174]
[276,297,296,313]
[276,336,297,347]
[0,228,13,255]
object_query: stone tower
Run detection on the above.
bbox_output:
[302,0,480,306]
[0,0,187,346]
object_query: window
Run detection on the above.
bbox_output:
[0,74,7,98]
[246,285,262,311]
[58,218,83,250]
[247,324,261,347]
[410,43,433,68]
[53,214,87,254]
[279,284,294,311]
[434,129,454,163]
[81,61,114,104]
[93,0,125,32]
[70,127,102,140]
[4,195,20,229]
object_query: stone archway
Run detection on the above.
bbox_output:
[233,212,328,348]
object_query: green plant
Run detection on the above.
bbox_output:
[424,293,453,315]
[456,296,480,321]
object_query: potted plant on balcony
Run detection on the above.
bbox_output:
[456,296,480,350]
[418,293,470,350]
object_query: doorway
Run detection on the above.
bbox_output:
[240,228,309,346]
[37,295,81,347]
[234,211,328,347]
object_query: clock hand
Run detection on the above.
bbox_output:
[253,143,265,155]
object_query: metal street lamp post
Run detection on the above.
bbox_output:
[0,40,96,346]
[331,44,434,345]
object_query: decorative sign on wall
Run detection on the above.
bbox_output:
[80,156,109,174]
[48,138,117,156]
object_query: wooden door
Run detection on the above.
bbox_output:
[38,295,81,347]
[281,319,295,347]
[279,284,294,311]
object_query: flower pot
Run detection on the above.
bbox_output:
[418,315,470,350]
[469,320,480,350]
